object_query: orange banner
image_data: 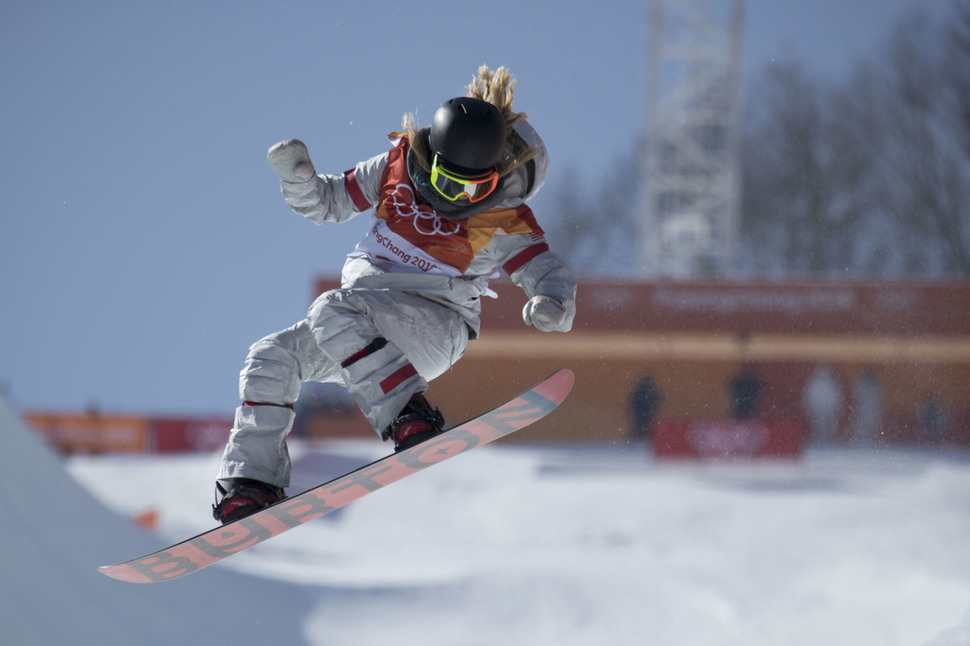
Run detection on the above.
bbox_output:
[24,412,149,454]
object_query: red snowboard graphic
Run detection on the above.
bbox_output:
[99,369,574,583]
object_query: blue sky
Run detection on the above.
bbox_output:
[0,0,935,414]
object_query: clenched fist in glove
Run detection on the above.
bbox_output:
[522,295,567,332]
[267,139,316,183]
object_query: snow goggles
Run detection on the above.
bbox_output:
[429,154,500,203]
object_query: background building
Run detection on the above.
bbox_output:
[308,277,970,448]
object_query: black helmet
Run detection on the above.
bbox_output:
[429,97,507,173]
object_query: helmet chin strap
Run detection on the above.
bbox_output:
[406,140,506,220]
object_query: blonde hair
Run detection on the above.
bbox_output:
[403,65,539,175]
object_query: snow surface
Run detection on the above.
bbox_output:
[5,387,970,645]
[0,395,314,646]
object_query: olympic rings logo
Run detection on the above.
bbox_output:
[386,184,461,236]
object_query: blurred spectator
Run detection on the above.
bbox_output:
[630,374,661,440]
[918,397,947,440]
[730,364,763,419]
[850,368,882,445]
[802,363,843,444]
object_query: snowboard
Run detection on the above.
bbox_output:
[99,369,574,583]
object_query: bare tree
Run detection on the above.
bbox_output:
[910,0,970,274]
[848,1,970,276]
[544,145,640,276]
[548,0,970,279]
[739,63,862,276]
[739,0,970,278]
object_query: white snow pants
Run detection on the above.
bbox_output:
[216,288,469,487]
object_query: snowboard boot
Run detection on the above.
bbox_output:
[383,393,445,452]
[212,478,285,524]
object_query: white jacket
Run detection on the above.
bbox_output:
[278,119,576,338]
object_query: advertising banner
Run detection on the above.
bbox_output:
[151,417,233,453]
[654,419,805,459]
[24,412,149,454]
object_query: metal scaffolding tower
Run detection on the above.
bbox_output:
[640,0,744,278]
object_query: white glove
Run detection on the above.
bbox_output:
[522,295,567,332]
[267,139,316,183]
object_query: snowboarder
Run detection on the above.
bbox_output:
[213,66,577,524]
